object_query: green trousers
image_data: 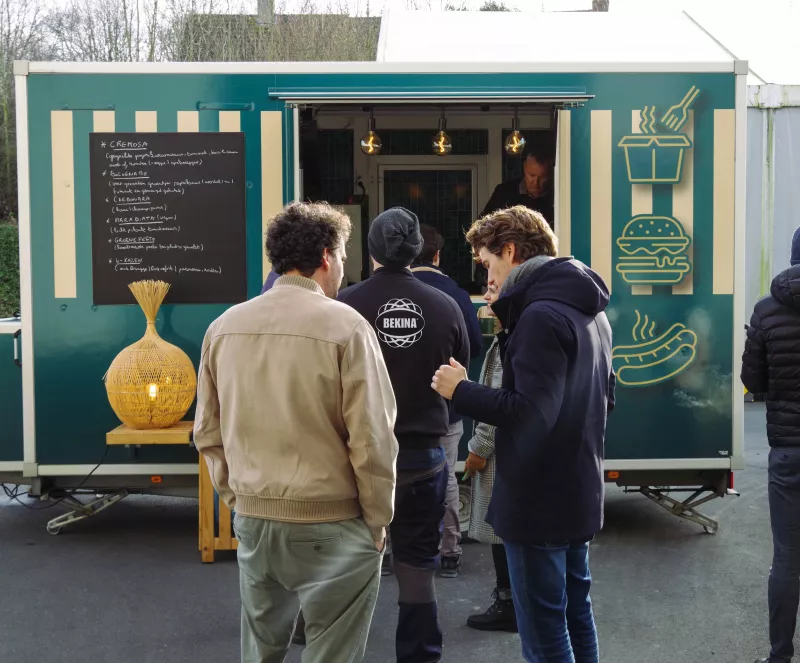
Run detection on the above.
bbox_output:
[233,514,383,663]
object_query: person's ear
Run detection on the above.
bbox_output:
[503,243,515,263]
[321,248,331,271]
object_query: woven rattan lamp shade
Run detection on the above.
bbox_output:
[104,280,197,429]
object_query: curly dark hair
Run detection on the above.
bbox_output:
[265,202,351,277]
[466,205,557,262]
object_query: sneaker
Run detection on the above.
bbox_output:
[439,555,461,578]
[381,552,393,576]
[466,588,518,632]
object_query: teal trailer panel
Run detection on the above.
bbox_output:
[16,68,739,472]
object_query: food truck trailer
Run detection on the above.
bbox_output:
[0,10,745,535]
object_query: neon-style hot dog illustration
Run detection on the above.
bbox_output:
[612,310,698,387]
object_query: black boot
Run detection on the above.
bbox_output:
[466,588,517,632]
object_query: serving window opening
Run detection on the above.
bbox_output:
[295,102,560,295]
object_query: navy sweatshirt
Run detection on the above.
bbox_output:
[452,258,615,544]
[412,264,483,425]
[338,267,470,448]
[411,264,482,359]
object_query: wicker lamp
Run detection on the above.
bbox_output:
[104,280,197,429]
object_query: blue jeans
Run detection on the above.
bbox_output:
[391,467,448,663]
[768,447,800,663]
[504,541,598,663]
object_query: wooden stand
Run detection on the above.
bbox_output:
[105,420,237,562]
[198,454,238,563]
[106,420,195,446]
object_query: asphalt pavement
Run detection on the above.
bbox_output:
[0,404,780,663]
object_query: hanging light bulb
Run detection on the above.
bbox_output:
[432,109,452,157]
[505,111,527,156]
[360,110,382,156]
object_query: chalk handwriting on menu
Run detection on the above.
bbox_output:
[90,133,247,305]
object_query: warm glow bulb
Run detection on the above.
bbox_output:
[505,130,527,155]
[433,131,452,156]
[148,383,159,402]
[360,130,383,156]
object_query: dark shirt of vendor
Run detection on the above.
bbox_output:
[480,142,554,229]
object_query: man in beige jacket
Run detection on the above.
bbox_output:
[195,202,398,663]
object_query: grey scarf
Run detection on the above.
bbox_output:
[500,255,554,295]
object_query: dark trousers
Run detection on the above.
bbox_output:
[493,543,511,591]
[505,541,598,663]
[391,468,448,663]
[768,447,800,663]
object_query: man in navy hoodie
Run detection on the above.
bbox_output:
[432,205,615,663]
[339,207,470,663]
[411,224,482,578]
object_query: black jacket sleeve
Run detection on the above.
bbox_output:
[741,310,769,394]
[452,307,571,436]
[480,184,505,218]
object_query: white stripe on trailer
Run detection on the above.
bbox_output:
[630,109,653,297]
[590,110,613,293]
[673,110,695,295]
[51,110,77,299]
[37,464,199,476]
[15,72,36,476]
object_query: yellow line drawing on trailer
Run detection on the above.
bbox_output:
[616,215,692,286]
[612,310,698,387]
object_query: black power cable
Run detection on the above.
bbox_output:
[1,446,110,511]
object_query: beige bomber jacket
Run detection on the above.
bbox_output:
[194,275,398,541]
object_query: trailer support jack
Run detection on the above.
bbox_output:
[636,486,740,534]
[44,490,129,535]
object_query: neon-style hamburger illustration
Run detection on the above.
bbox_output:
[616,215,691,285]
[612,310,698,388]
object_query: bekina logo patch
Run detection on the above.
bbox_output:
[375,298,425,349]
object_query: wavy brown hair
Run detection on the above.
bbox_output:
[465,205,557,262]
[266,202,351,277]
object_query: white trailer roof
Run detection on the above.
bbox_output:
[376,10,739,72]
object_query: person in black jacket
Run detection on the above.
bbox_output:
[432,205,614,663]
[338,207,470,663]
[480,138,555,229]
[742,227,800,663]
[411,224,482,578]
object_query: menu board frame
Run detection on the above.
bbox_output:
[89,132,248,306]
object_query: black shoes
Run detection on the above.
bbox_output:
[439,555,461,578]
[381,552,394,576]
[466,588,518,633]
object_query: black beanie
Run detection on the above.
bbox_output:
[368,207,423,268]
[792,227,800,267]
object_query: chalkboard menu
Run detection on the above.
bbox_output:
[89,132,247,305]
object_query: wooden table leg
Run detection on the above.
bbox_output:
[198,456,215,563]
[218,498,232,551]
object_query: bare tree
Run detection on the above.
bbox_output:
[592,0,609,10]
[46,0,163,62]
[0,0,52,219]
